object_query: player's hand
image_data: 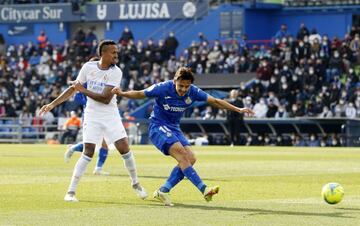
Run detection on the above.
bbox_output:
[238,107,255,116]
[111,87,122,96]
[39,103,54,116]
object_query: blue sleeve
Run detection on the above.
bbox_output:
[193,86,208,102]
[144,83,165,98]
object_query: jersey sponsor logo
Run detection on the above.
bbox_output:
[164,96,171,99]
[162,104,186,112]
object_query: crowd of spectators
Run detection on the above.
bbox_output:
[0,22,359,146]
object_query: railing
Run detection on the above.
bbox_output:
[0,117,359,146]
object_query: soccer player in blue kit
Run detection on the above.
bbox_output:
[112,67,254,206]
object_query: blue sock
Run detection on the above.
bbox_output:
[71,143,83,152]
[160,166,184,193]
[182,166,207,194]
[96,147,108,168]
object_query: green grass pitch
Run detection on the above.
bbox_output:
[1,144,360,225]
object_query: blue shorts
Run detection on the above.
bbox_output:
[148,122,190,155]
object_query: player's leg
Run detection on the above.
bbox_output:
[93,139,109,175]
[65,120,101,202]
[157,128,197,194]
[113,137,147,199]
[65,143,96,202]
[169,143,219,202]
[105,118,147,199]
[64,142,84,163]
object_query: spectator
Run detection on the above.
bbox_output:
[84,28,97,47]
[319,106,333,118]
[308,134,320,147]
[226,90,244,146]
[266,98,278,118]
[274,24,290,40]
[275,105,288,118]
[345,102,356,118]
[198,32,208,44]
[37,29,48,50]
[119,26,134,46]
[253,98,268,118]
[60,111,81,144]
[165,31,179,58]
[0,33,5,56]
[0,100,5,117]
[297,23,310,41]
[309,28,322,45]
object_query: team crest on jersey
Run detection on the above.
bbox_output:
[185,97,192,104]
[103,74,108,82]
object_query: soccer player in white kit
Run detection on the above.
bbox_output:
[39,40,147,202]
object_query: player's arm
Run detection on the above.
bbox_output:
[39,86,76,115]
[111,87,146,99]
[207,95,255,116]
[72,81,114,104]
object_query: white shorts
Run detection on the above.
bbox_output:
[82,116,127,145]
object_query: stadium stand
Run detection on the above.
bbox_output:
[0,0,359,145]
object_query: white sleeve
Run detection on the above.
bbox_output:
[106,67,122,87]
[76,63,88,84]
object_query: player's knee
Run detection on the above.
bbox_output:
[178,151,192,165]
[83,149,95,158]
[114,138,129,154]
[189,155,196,165]
[83,144,95,158]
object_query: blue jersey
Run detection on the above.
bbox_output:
[144,80,208,128]
[74,83,87,106]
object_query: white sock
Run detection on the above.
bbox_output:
[67,154,92,193]
[121,151,139,186]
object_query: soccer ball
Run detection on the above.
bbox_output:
[321,183,344,205]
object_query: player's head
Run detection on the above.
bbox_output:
[97,40,118,67]
[173,67,194,96]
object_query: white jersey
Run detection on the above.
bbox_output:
[76,61,121,119]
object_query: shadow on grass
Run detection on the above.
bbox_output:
[106,174,229,182]
[170,203,355,219]
[337,207,360,211]
[80,199,355,219]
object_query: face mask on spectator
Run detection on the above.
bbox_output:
[292,75,298,81]
[281,76,287,83]
[334,52,339,57]
[282,84,288,89]
[299,42,304,47]
[271,77,276,83]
